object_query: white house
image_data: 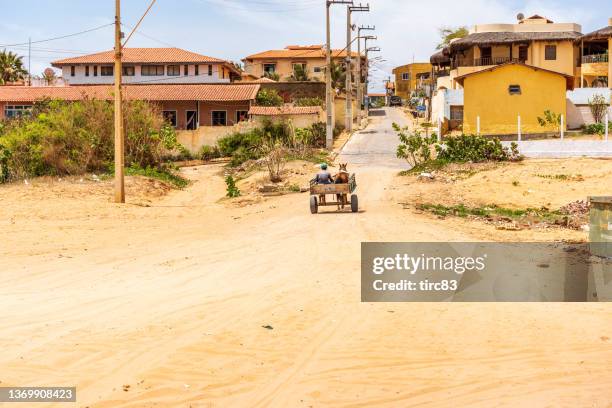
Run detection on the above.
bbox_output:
[52,47,241,85]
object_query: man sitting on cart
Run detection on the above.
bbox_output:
[314,163,334,204]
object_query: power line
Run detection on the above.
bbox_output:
[0,23,113,48]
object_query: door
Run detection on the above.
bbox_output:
[186,110,197,130]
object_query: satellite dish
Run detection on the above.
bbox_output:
[517,13,525,21]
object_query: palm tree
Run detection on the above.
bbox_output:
[0,50,28,85]
[329,61,346,92]
[289,64,310,82]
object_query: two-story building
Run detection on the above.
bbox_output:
[578,18,612,88]
[52,48,241,85]
[242,45,362,82]
[391,63,432,100]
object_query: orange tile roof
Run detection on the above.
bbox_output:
[244,46,360,60]
[249,106,322,116]
[0,84,260,102]
[52,48,227,65]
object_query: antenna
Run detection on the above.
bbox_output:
[517,13,525,21]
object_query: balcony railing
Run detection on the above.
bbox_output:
[582,54,609,64]
[452,57,526,69]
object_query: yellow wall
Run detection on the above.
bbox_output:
[334,97,358,128]
[462,64,567,135]
[393,63,432,99]
[449,40,577,88]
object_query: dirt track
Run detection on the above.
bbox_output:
[1,108,611,407]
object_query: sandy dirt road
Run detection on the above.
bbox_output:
[1,108,611,407]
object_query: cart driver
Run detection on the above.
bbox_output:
[315,163,334,185]
[315,163,334,205]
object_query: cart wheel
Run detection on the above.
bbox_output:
[310,196,318,214]
[351,194,358,213]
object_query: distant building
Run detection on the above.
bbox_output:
[242,45,363,82]
[391,63,432,100]
[52,48,241,85]
[579,18,612,88]
[0,84,259,130]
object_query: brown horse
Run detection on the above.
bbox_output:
[335,163,350,210]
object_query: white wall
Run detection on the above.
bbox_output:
[61,64,230,85]
[431,88,464,122]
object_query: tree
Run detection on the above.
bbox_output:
[537,110,562,137]
[42,68,57,85]
[437,26,468,49]
[588,94,608,124]
[255,88,283,106]
[0,50,28,84]
[263,71,280,81]
[330,61,346,92]
[289,64,310,82]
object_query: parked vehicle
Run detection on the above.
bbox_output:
[389,96,403,107]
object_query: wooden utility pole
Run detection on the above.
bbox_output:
[345,4,369,132]
[357,27,375,122]
[325,0,353,150]
[114,0,125,203]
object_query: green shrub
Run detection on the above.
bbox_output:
[225,175,240,197]
[437,134,521,162]
[255,89,283,106]
[583,122,611,135]
[126,163,189,189]
[0,98,180,182]
[393,123,522,170]
[294,97,323,107]
[199,145,221,161]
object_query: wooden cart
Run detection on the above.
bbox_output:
[309,174,358,214]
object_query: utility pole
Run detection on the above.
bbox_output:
[357,26,376,123]
[113,0,157,204]
[364,36,379,116]
[114,0,125,203]
[345,4,369,132]
[28,37,31,86]
[325,0,353,150]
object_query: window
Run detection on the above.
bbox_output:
[101,66,114,76]
[263,63,276,74]
[508,84,522,95]
[195,65,199,76]
[208,65,213,76]
[184,65,189,76]
[236,110,249,123]
[167,65,180,76]
[545,45,557,60]
[4,105,32,119]
[314,66,322,73]
[93,66,98,76]
[70,66,75,77]
[122,66,135,76]
[85,66,90,77]
[450,106,463,121]
[163,111,177,127]
[212,111,227,126]
[141,65,164,76]
[519,46,529,62]
[401,73,410,81]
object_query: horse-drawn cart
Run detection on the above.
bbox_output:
[309,174,358,214]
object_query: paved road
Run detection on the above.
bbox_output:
[337,107,411,169]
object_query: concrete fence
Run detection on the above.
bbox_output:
[502,140,612,158]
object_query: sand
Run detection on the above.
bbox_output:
[1,163,611,407]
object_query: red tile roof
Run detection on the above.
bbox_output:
[249,106,322,116]
[244,46,360,60]
[52,48,227,65]
[0,84,260,102]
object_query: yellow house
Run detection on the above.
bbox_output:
[242,45,361,82]
[392,63,432,99]
[441,15,581,90]
[578,18,612,88]
[456,62,573,135]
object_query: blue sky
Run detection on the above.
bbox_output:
[1,0,611,91]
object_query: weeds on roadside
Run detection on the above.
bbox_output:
[225,175,241,198]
